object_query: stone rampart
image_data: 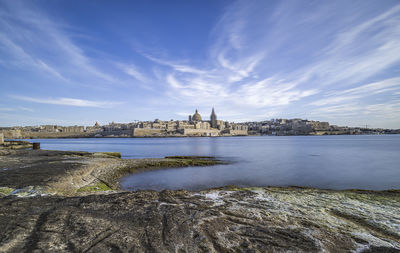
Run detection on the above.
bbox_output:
[227,130,248,136]
[132,128,166,137]
[20,131,92,139]
[0,129,22,139]
[182,129,220,136]
[102,130,132,137]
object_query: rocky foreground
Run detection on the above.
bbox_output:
[0,149,399,252]
[1,188,399,252]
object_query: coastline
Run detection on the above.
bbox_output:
[0,149,399,252]
[10,132,399,140]
[0,149,225,196]
[1,148,399,196]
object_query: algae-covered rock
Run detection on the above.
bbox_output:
[76,182,112,192]
[0,187,14,196]
[92,152,121,158]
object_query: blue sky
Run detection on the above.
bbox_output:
[1,0,400,128]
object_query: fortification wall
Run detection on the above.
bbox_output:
[0,129,22,139]
[133,128,166,137]
[102,130,132,136]
[228,130,248,136]
[20,131,92,139]
[182,129,220,136]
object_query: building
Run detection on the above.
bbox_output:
[86,122,103,133]
[210,107,217,128]
[192,109,202,122]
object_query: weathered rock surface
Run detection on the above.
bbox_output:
[0,149,123,194]
[0,140,32,150]
[0,188,399,252]
[0,149,224,195]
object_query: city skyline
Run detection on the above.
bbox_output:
[1,0,400,128]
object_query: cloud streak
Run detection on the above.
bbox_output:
[11,95,121,108]
[119,64,149,83]
[0,1,136,86]
[310,77,400,106]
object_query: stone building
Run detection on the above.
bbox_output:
[195,121,210,130]
[86,122,103,133]
[222,124,248,136]
[166,121,177,130]
[62,126,84,133]
[177,121,195,130]
[0,129,22,139]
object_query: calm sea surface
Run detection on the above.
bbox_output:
[29,135,400,191]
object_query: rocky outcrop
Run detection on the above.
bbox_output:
[0,149,224,195]
[0,140,32,150]
[0,188,399,252]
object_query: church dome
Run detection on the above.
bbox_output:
[192,109,202,121]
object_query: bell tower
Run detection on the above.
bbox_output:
[210,107,217,128]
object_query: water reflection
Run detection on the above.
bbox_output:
[30,135,400,190]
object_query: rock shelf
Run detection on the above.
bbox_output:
[0,149,399,252]
[0,149,223,195]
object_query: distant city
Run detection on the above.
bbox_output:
[1,108,399,139]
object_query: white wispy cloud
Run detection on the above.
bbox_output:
[11,95,121,108]
[312,103,362,114]
[18,107,34,112]
[363,101,399,117]
[119,64,149,83]
[232,78,318,107]
[143,54,207,74]
[0,108,14,112]
[336,77,400,96]
[296,4,400,88]
[0,1,117,85]
[0,107,34,112]
[310,77,400,106]
[0,34,68,81]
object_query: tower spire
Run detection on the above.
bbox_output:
[210,107,217,128]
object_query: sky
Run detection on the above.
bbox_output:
[0,0,400,128]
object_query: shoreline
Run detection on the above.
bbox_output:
[9,132,399,140]
[0,149,227,196]
[1,148,399,195]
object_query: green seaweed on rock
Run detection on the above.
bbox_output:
[0,187,14,196]
[77,182,113,193]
